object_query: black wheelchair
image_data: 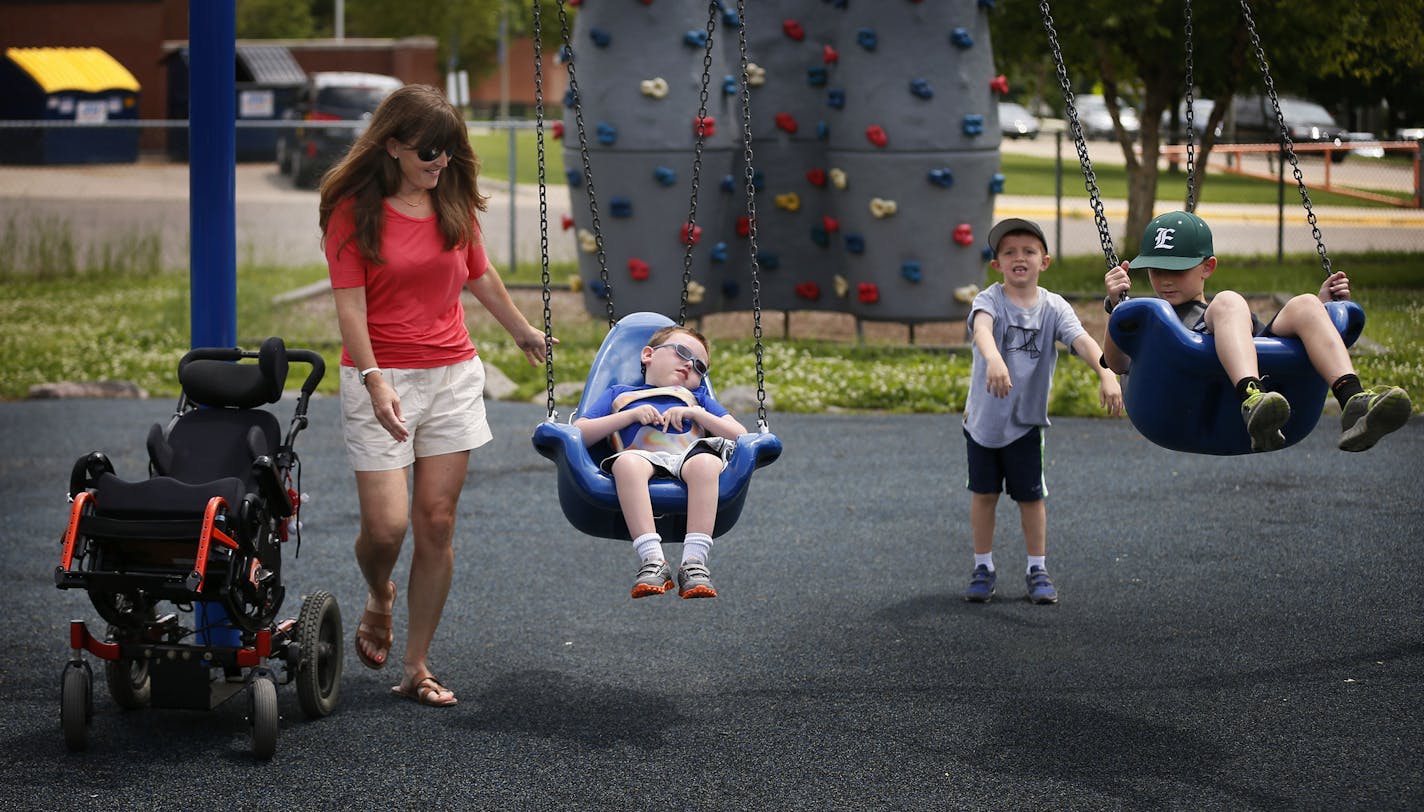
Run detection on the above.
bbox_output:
[55,338,340,759]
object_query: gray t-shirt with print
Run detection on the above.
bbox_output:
[963,282,1087,448]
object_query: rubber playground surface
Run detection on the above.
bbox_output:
[1,396,1420,809]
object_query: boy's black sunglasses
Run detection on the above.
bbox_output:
[651,343,708,376]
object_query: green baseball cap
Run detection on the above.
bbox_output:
[1129,210,1214,271]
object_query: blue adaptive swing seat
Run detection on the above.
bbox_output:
[531,312,783,540]
[1108,297,1365,455]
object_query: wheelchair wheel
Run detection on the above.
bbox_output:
[248,677,279,761]
[61,662,92,752]
[294,590,343,719]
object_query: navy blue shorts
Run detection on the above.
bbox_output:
[964,426,1045,502]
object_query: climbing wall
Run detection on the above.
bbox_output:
[559,0,1003,323]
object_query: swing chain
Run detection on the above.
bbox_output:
[678,2,721,328]
[737,0,768,430]
[1183,0,1197,213]
[557,0,618,328]
[1238,0,1332,278]
[1039,0,1120,272]
[532,0,557,419]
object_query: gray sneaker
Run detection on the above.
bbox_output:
[1241,385,1291,452]
[1339,385,1412,452]
[677,561,718,599]
[631,559,674,598]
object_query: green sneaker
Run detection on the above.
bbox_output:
[1339,385,1412,452]
[1241,384,1291,452]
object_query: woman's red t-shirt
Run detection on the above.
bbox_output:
[326,199,489,369]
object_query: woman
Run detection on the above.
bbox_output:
[319,84,551,707]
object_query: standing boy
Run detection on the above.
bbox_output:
[963,218,1123,603]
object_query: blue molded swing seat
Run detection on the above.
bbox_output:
[1108,297,1365,455]
[532,312,783,540]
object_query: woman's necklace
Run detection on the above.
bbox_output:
[394,191,427,208]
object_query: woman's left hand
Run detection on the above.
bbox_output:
[515,326,556,365]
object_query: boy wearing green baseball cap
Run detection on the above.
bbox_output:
[1101,210,1411,452]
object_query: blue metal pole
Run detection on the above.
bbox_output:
[188,1,239,648]
[189,0,237,351]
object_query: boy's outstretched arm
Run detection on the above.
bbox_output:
[971,314,1012,398]
[1071,333,1124,416]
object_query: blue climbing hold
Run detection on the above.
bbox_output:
[910,79,934,100]
[845,234,865,254]
[901,261,923,283]
[962,115,985,136]
[609,197,633,218]
[827,89,846,110]
[654,166,677,186]
[710,242,728,262]
[950,28,974,49]
[989,173,1006,193]
[590,28,611,48]
[928,168,955,188]
[596,122,618,145]
[856,29,877,51]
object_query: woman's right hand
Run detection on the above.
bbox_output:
[367,377,409,442]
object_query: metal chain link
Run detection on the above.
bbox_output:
[1183,0,1198,212]
[737,0,768,431]
[532,0,557,419]
[1238,0,1332,278]
[557,0,617,327]
[1039,0,1119,272]
[678,3,720,327]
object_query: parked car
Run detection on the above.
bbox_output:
[1073,94,1140,140]
[997,101,1040,140]
[1161,98,1222,141]
[276,71,403,188]
[1223,95,1349,162]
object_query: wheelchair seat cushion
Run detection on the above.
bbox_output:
[93,471,246,519]
[161,409,282,489]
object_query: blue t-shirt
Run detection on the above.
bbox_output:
[580,383,730,453]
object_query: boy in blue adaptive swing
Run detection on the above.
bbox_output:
[963,219,1124,604]
[575,325,748,599]
[1102,210,1412,452]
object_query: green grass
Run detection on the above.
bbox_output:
[2,190,1420,416]
[998,153,1410,207]
[470,127,565,187]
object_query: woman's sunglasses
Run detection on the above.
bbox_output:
[651,343,708,376]
[407,144,451,162]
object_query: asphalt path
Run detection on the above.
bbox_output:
[1,396,1420,810]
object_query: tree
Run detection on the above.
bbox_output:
[990,0,1424,259]
[237,0,317,38]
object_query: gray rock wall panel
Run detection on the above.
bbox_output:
[558,0,1002,324]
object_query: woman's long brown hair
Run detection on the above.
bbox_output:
[318,84,487,266]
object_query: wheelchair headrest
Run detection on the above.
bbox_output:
[178,336,288,409]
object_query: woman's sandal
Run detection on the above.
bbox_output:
[354,581,396,670]
[391,673,458,707]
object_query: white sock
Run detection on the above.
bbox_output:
[974,553,994,572]
[633,533,663,563]
[682,533,712,565]
[1027,555,1046,574]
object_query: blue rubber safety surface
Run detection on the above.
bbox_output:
[2,397,1420,810]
